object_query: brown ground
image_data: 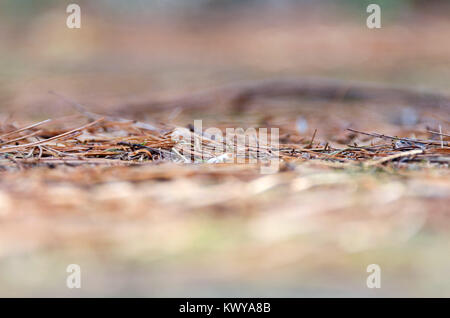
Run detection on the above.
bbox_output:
[0,6,449,296]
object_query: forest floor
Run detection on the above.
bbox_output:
[0,9,449,296]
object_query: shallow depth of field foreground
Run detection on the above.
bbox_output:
[0,1,449,297]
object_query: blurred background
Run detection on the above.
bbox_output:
[0,0,449,297]
[1,0,450,118]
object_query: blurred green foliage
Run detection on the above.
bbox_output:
[0,0,426,15]
[0,0,442,26]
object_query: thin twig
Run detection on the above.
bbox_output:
[428,129,450,138]
[50,91,161,132]
[365,149,424,166]
[0,118,104,153]
[0,130,43,146]
[0,119,51,140]
[347,128,448,146]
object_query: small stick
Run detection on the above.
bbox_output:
[365,149,424,166]
[0,130,43,146]
[49,91,100,120]
[347,128,447,146]
[307,129,317,148]
[50,91,160,132]
[0,119,51,139]
[427,129,450,138]
[0,118,104,153]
